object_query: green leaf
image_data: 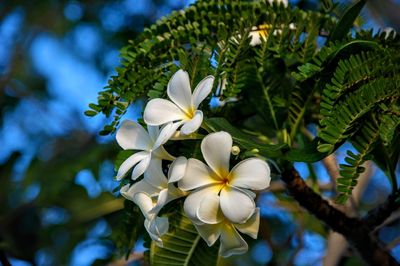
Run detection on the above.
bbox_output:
[113,201,144,259]
[328,0,367,42]
[116,101,129,109]
[205,118,328,163]
[149,209,219,266]
[204,117,287,158]
[114,150,134,172]
[284,139,329,162]
[89,103,102,111]
[321,0,334,12]
[84,110,98,117]
[318,76,399,153]
[335,122,380,204]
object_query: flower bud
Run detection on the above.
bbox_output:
[231,145,240,155]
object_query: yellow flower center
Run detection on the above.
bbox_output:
[253,24,272,38]
[182,106,196,120]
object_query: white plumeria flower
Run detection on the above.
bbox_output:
[178,131,271,224]
[143,69,214,135]
[116,120,179,181]
[194,194,260,257]
[249,25,271,46]
[268,0,288,6]
[120,159,186,247]
[249,22,296,46]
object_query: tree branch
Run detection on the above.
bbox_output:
[363,190,400,230]
[323,161,373,266]
[0,250,11,266]
[281,167,399,266]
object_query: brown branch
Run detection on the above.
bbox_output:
[281,167,399,266]
[265,180,334,193]
[0,250,11,266]
[107,252,144,266]
[323,161,373,266]
[363,190,400,230]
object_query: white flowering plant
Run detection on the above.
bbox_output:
[116,69,271,257]
[87,0,400,264]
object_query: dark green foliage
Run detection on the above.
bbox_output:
[336,122,380,203]
[318,76,399,152]
[328,0,367,42]
[148,208,219,266]
[287,20,400,200]
[88,0,337,135]
[113,201,144,259]
[205,117,328,162]
[379,112,400,146]
[303,41,400,201]
[205,117,288,158]
[287,85,312,141]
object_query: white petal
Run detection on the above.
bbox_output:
[144,219,163,247]
[180,110,203,135]
[220,186,255,224]
[143,158,167,189]
[116,151,150,180]
[192,75,214,109]
[201,132,232,177]
[147,125,160,143]
[178,158,222,191]
[153,146,175,161]
[134,192,155,220]
[153,122,182,149]
[144,217,169,247]
[152,216,169,236]
[197,193,223,224]
[131,153,151,180]
[229,158,271,190]
[120,184,133,200]
[167,69,193,112]
[169,130,199,140]
[116,120,152,150]
[150,188,169,215]
[143,98,186,126]
[120,181,159,202]
[149,185,186,216]
[183,185,220,223]
[268,0,288,7]
[249,31,263,46]
[194,222,221,247]
[242,189,256,199]
[219,224,248,257]
[235,208,260,239]
[166,183,187,201]
[168,156,188,183]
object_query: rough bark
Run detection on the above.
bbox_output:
[363,191,400,230]
[281,167,399,266]
[0,250,11,266]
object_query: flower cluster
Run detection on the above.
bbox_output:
[116,69,271,257]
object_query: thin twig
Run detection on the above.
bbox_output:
[363,190,400,230]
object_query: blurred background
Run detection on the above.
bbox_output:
[0,0,399,265]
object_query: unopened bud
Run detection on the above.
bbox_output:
[231,145,240,155]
